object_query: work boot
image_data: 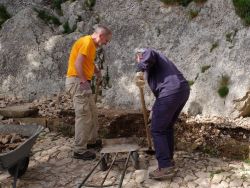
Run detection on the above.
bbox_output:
[73,151,96,160]
[149,166,175,180]
[87,139,102,150]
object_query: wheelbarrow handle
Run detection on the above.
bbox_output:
[139,87,153,150]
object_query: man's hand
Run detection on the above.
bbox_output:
[135,72,145,87]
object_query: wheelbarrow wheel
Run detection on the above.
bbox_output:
[131,151,139,169]
[8,157,30,178]
[100,154,109,171]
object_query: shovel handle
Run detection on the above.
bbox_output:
[139,87,153,149]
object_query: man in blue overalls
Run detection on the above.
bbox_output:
[135,48,190,179]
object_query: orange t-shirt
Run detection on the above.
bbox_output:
[66,35,96,80]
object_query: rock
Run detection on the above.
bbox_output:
[233,91,250,117]
[0,103,38,118]
[134,170,147,183]
[218,139,250,160]
[14,117,47,126]
[184,174,197,182]
[187,101,203,116]
[212,174,223,184]
[229,178,243,187]
[0,0,249,119]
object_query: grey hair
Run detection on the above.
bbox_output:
[134,48,146,54]
[94,25,112,36]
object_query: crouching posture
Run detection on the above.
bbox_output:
[135,48,190,179]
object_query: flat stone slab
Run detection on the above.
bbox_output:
[0,103,38,118]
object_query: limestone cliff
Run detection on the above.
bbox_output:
[0,0,249,119]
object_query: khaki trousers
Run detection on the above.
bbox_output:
[65,77,99,154]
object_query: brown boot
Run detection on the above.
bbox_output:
[149,166,175,180]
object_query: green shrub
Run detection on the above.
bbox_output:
[160,0,192,7]
[194,0,207,3]
[189,9,199,19]
[210,41,219,52]
[233,0,250,26]
[244,159,250,164]
[226,29,238,43]
[217,75,230,98]
[220,75,230,86]
[201,65,211,73]
[188,80,195,86]
[34,8,61,26]
[51,0,67,10]
[160,0,207,7]
[84,0,96,10]
[63,21,76,34]
[218,86,229,98]
[0,5,11,28]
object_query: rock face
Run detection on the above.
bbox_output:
[0,0,250,119]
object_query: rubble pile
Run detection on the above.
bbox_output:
[0,95,24,108]
[176,115,250,159]
[187,115,250,130]
[0,133,28,153]
[32,93,73,118]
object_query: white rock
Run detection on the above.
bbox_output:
[229,178,243,187]
[134,170,147,184]
[212,174,223,184]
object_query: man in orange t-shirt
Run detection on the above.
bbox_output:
[65,25,112,160]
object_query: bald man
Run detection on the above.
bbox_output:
[65,25,112,160]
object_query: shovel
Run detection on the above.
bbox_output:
[94,79,101,103]
[139,87,155,155]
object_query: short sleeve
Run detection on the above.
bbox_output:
[79,37,91,56]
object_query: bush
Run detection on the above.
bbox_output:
[160,0,192,7]
[51,0,68,10]
[189,9,199,19]
[194,0,207,3]
[233,0,250,26]
[219,75,230,86]
[160,0,207,7]
[218,86,229,98]
[34,8,60,26]
[217,75,230,98]
[226,29,238,43]
[188,80,195,86]
[84,0,96,10]
[63,21,76,34]
[210,41,219,52]
[201,65,211,73]
[0,5,11,28]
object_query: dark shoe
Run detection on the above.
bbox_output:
[87,140,102,149]
[73,151,96,160]
[149,166,175,180]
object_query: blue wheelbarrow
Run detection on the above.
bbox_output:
[0,124,43,188]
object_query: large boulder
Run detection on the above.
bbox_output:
[93,0,250,118]
[0,8,81,100]
[0,0,250,120]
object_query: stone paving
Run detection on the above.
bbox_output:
[1,130,250,188]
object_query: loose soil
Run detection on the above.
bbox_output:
[1,95,250,160]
